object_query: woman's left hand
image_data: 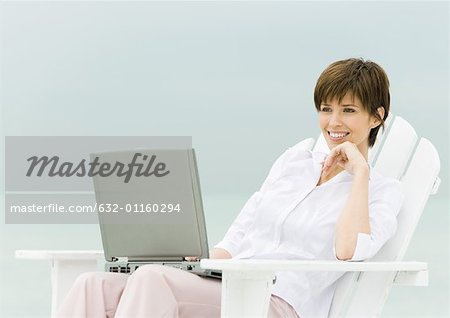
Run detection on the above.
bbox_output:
[322,141,369,177]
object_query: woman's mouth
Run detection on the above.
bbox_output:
[328,131,349,141]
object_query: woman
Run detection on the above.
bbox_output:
[57,58,404,318]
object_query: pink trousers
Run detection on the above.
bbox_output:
[56,264,299,318]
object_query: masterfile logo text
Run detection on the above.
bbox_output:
[6,136,190,191]
[26,153,170,183]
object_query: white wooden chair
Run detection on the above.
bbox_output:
[201,114,441,317]
[16,114,441,318]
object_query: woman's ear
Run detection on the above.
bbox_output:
[371,107,385,128]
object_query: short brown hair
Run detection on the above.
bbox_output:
[314,58,390,147]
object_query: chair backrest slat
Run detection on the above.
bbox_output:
[368,115,393,164]
[373,116,418,179]
[379,137,440,261]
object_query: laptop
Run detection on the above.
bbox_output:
[90,148,222,279]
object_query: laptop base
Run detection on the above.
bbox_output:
[105,260,222,279]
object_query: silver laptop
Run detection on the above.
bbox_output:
[91,148,221,279]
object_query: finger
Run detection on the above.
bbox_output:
[323,158,333,173]
[338,153,348,164]
[336,158,347,169]
[324,149,340,169]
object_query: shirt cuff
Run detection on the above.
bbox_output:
[349,233,373,261]
[333,233,373,262]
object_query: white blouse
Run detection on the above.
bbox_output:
[214,141,404,318]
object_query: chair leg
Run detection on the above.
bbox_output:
[220,270,275,318]
[50,259,99,317]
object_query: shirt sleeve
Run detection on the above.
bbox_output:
[213,147,295,257]
[333,178,405,262]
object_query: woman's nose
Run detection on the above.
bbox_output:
[329,112,343,126]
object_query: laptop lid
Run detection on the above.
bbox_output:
[91,149,209,262]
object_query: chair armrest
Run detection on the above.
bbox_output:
[200,259,428,318]
[15,250,104,317]
[200,258,427,272]
[15,249,104,260]
[201,258,428,286]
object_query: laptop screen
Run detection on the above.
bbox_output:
[91,149,209,262]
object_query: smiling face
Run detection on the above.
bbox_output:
[314,58,391,148]
[319,92,381,159]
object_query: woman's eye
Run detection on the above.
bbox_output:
[344,108,355,113]
[320,107,331,112]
